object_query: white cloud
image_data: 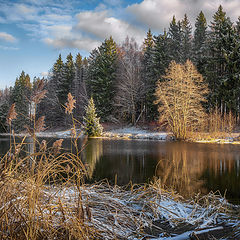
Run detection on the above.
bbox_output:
[40,71,49,77]
[127,0,240,31]
[0,45,19,50]
[43,36,100,52]
[0,32,17,42]
[76,10,145,44]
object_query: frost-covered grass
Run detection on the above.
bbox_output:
[103,126,169,141]
[0,146,239,240]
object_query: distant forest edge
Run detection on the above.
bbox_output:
[0,5,240,133]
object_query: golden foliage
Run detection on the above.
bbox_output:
[155,60,208,140]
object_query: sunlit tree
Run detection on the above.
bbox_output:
[155,60,208,140]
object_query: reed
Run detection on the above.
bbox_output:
[0,91,239,239]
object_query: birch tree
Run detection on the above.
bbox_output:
[114,37,144,125]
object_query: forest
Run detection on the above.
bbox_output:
[0,5,240,136]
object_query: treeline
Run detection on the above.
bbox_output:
[0,5,240,132]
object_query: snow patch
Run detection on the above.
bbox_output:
[103,126,169,141]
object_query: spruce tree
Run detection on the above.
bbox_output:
[87,37,118,120]
[236,16,240,35]
[58,53,75,106]
[168,16,182,63]
[207,5,240,112]
[0,88,11,133]
[181,14,192,62]
[83,97,103,137]
[192,11,208,75]
[145,31,171,121]
[141,29,155,121]
[10,71,32,131]
[72,53,88,121]
[41,54,64,127]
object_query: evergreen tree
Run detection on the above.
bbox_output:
[192,11,208,75]
[152,31,171,83]
[87,37,118,120]
[236,16,240,35]
[207,5,240,113]
[58,53,75,106]
[0,88,11,132]
[168,16,182,63]
[10,71,32,131]
[181,14,192,62]
[83,97,103,137]
[141,29,155,121]
[145,31,171,121]
[72,53,88,121]
[41,54,64,127]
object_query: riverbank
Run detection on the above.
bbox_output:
[1,125,240,144]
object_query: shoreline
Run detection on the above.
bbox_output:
[1,126,240,144]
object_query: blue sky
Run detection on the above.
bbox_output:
[0,0,239,89]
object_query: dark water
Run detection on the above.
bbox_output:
[1,136,240,204]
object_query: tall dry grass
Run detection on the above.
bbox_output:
[1,89,239,239]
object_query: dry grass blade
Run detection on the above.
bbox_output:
[52,139,63,155]
[32,90,47,104]
[65,93,76,114]
[35,116,46,132]
[6,103,17,125]
[40,140,47,152]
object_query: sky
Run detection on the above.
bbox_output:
[0,0,240,89]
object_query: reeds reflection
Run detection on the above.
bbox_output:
[155,142,240,203]
[0,137,240,202]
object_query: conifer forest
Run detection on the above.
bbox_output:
[1,3,240,239]
[0,5,240,135]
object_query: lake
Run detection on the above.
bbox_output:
[0,136,240,204]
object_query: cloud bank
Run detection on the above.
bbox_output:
[0,0,239,52]
[128,0,240,30]
[0,32,17,42]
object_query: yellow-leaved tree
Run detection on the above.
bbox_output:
[155,60,208,140]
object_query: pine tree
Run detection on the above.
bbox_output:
[58,53,75,106]
[72,53,88,121]
[141,29,155,121]
[83,97,103,137]
[10,71,32,131]
[168,16,182,63]
[192,11,208,75]
[87,37,118,120]
[0,87,11,132]
[41,54,64,127]
[181,14,192,62]
[144,31,171,121]
[206,5,240,113]
[236,16,240,35]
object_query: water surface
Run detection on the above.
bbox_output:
[0,136,240,204]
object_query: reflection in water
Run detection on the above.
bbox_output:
[83,140,240,203]
[0,137,239,203]
[81,138,103,178]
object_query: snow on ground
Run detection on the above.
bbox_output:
[103,126,169,141]
[46,183,239,240]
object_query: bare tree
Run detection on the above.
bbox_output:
[114,37,144,125]
[155,60,208,140]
